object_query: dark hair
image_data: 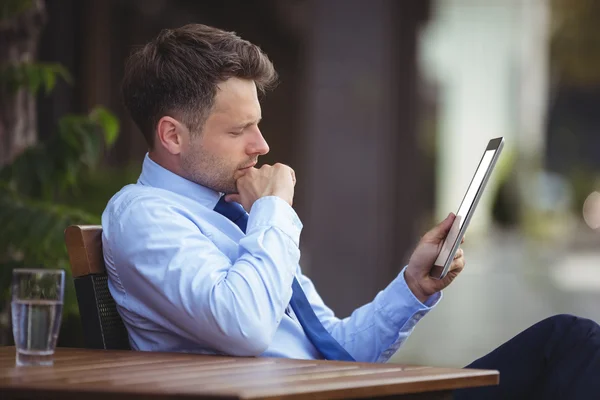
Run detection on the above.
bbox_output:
[121,24,277,148]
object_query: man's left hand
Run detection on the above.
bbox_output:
[404,213,466,303]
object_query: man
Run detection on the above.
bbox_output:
[103,24,600,399]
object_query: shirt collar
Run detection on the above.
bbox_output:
[137,153,221,209]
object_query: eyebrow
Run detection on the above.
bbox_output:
[233,117,262,130]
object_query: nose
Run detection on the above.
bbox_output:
[247,127,270,156]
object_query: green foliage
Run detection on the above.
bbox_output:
[0,63,72,95]
[0,0,33,21]
[0,183,98,264]
[1,107,119,200]
[0,0,123,348]
[0,104,120,345]
[0,104,119,263]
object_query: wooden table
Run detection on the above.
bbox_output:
[0,347,498,399]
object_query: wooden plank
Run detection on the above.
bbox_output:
[64,225,105,277]
[234,368,497,400]
[0,347,498,399]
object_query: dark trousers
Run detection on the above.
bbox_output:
[455,314,600,399]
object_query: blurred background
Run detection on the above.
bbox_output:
[1,0,599,367]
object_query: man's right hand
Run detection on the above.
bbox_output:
[224,163,296,211]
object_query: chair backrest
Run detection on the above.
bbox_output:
[64,225,130,350]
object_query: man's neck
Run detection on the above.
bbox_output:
[148,151,184,178]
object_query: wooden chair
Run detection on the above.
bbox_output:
[64,225,131,350]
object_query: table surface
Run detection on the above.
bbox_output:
[0,347,498,399]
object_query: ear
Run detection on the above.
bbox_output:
[156,116,186,155]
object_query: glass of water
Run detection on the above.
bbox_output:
[11,269,65,366]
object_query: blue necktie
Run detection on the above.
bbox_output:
[214,196,355,361]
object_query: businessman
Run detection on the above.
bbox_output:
[102,24,600,399]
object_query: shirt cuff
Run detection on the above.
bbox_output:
[247,196,303,246]
[377,266,442,335]
[374,266,442,362]
[383,266,441,309]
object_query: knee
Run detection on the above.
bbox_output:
[546,314,600,339]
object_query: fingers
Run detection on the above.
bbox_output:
[272,163,296,183]
[423,213,455,242]
[229,163,296,209]
[450,249,465,271]
[233,169,248,181]
[453,247,463,260]
[224,193,242,203]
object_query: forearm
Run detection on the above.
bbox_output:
[320,268,441,362]
[112,196,303,356]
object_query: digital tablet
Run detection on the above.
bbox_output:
[430,137,505,280]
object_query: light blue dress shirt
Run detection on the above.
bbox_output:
[101,154,441,362]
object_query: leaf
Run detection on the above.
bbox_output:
[42,66,56,94]
[0,185,99,263]
[0,102,120,199]
[52,64,73,85]
[58,115,84,151]
[24,64,41,94]
[0,63,73,95]
[90,107,120,146]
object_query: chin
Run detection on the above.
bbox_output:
[221,185,238,195]
[184,171,233,194]
[203,180,236,195]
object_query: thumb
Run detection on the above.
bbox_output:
[224,193,242,204]
[424,213,456,242]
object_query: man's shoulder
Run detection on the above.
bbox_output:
[102,184,206,250]
[102,184,196,228]
[104,183,167,215]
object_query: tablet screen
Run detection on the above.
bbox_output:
[434,149,497,267]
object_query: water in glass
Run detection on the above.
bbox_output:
[12,299,63,366]
[11,269,65,366]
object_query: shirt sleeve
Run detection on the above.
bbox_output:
[103,194,301,356]
[298,266,442,363]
